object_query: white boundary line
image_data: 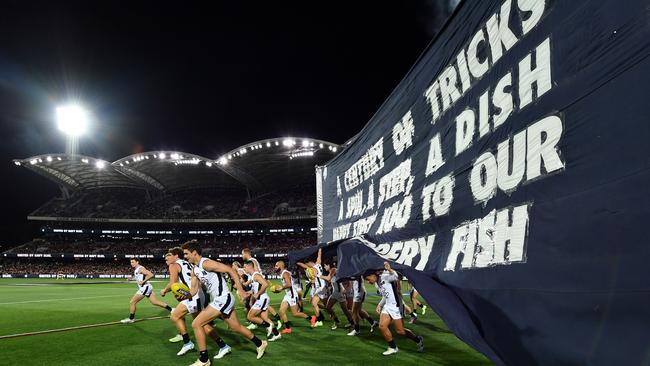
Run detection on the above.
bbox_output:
[0,316,168,340]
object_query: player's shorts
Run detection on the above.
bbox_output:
[137,284,153,297]
[251,294,270,311]
[282,292,299,306]
[381,304,403,320]
[329,291,346,303]
[181,290,207,314]
[209,292,235,316]
[353,291,366,303]
[311,286,328,299]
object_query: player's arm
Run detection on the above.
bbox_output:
[383,261,399,282]
[254,273,269,299]
[161,263,180,296]
[319,267,335,282]
[376,283,386,314]
[316,248,322,265]
[140,267,154,285]
[203,259,246,301]
[278,271,292,291]
[187,269,201,298]
[296,262,310,269]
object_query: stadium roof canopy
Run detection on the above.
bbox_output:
[14,137,340,194]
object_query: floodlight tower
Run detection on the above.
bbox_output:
[56,104,89,155]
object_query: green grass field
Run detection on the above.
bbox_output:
[0,278,491,365]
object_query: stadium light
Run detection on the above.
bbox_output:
[159,152,166,159]
[333,147,338,152]
[319,143,324,148]
[95,160,105,169]
[266,142,271,148]
[302,139,310,147]
[56,104,89,137]
[46,156,53,162]
[14,161,21,166]
[30,159,37,165]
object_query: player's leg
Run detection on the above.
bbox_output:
[121,293,144,323]
[404,301,418,323]
[337,298,354,326]
[147,292,173,312]
[379,313,398,355]
[359,307,378,331]
[171,303,195,356]
[324,296,340,329]
[190,305,220,364]
[311,294,325,327]
[392,317,424,352]
[222,308,268,359]
[348,301,362,335]
[261,309,280,340]
[267,304,282,328]
[203,321,232,360]
[247,307,264,325]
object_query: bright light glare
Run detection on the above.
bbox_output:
[95,160,105,169]
[56,104,89,137]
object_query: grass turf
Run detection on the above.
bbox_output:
[0,278,492,365]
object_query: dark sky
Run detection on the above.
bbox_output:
[0,1,455,245]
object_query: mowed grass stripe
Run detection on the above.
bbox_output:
[0,294,124,305]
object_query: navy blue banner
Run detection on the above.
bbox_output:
[315,0,650,364]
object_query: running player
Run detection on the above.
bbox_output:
[241,248,282,328]
[160,247,232,359]
[120,257,173,324]
[408,280,427,317]
[232,261,255,329]
[347,276,378,336]
[181,241,268,366]
[297,248,328,328]
[319,261,354,330]
[291,269,305,312]
[272,260,312,334]
[365,262,424,356]
[243,260,281,342]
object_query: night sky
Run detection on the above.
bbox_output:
[0,1,456,246]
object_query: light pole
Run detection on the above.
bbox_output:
[56,104,89,155]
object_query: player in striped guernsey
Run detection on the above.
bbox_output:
[297,248,328,328]
[242,248,283,329]
[346,276,378,336]
[120,257,173,324]
[407,280,427,319]
[243,260,281,342]
[182,241,268,366]
[231,261,255,329]
[272,261,312,334]
[320,261,354,330]
[161,247,232,359]
[365,262,423,356]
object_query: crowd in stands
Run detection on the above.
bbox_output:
[4,234,315,256]
[31,185,316,220]
[0,260,169,276]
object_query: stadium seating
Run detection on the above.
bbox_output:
[31,185,316,220]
